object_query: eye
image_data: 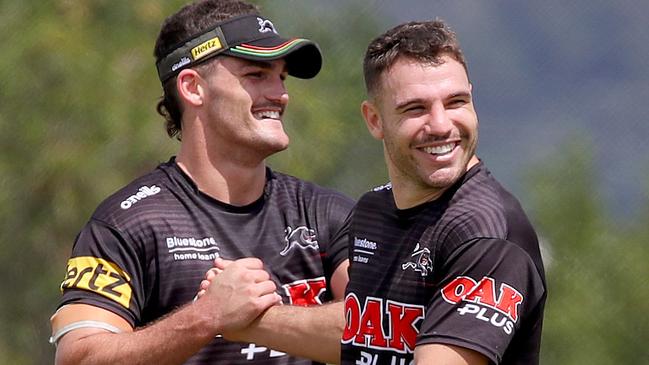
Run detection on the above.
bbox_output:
[245,71,264,79]
[403,105,425,114]
[446,98,468,109]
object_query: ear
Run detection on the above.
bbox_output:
[361,100,384,140]
[176,69,205,107]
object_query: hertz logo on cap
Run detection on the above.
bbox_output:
[60,256,133,309]
[191,37,223,61]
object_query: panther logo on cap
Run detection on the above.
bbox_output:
[257,17,278,34]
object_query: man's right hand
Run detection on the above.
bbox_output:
[195,258,345,365]
[195,257,281,334]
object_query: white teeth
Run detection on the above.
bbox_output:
[254,110,280,119]
[423,143,455,155]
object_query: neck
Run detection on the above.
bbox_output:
[177,152,267,206]
[176,126,268,207]
[391,180,445,210]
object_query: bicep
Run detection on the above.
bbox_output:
[330,259,349,300]
[414,343,488,365]
[51,303,133,344]
[52,304,133,364]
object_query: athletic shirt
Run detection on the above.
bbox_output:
[57,158,354,364]
[342,162,546,365]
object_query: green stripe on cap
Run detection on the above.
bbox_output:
[229,38,309,58]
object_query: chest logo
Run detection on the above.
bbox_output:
[166,236,220,262]
[401,243,432,277]
[282,277,327,305]
[342,294,424,354]
[280,226,318,256]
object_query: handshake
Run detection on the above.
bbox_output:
[193,257,283,340]
[190,257,343,364]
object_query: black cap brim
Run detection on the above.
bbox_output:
[223,37,322,79]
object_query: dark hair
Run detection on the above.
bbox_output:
[363,19,468,98]
[154,0,259,139]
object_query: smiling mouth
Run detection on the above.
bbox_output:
[253,110,281,120]
[422,143,456,156]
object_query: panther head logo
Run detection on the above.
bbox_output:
[280,226,318,256]
[401,243,432,277]
[257,17,278,34]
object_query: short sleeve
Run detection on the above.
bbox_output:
[319,194,354,280]
[417,238,546,364]
[58,219,146,327]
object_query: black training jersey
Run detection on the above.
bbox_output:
[57,158,354,365]
[342,162,546,365]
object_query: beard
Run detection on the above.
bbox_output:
[384,136,477,192]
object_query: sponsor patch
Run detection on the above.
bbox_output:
[282,277,327,305]
[166,235,220,262]
[441,276,524,334]
[342,294,424,354]
[191,37,223,61]
[352,237,378,264]
[60,257,132,309]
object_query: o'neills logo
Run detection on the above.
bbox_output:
[191,37,223,61]
[171,56,191,71]
[120,185,161,209]
[441,276,523,334]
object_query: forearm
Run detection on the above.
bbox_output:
[229,301,344,364]
[56,301,217,365]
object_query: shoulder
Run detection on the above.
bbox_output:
[269,169,354,209]
[90,161,184,229]
[357,181,393,208]
[433,164,537,254]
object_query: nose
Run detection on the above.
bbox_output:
[267,77,289,106]
[423,102,452,136]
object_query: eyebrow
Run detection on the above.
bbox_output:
[448,91,472,100]
[394,91,472,112]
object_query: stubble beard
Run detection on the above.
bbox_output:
[386,140,474,194]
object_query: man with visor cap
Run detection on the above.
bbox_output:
[50,1,353,364]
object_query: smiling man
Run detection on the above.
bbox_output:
[364,55,479,207]
[341,20,547,364]
[49,1,353,364]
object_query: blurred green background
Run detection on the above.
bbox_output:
[1,1,648,363]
